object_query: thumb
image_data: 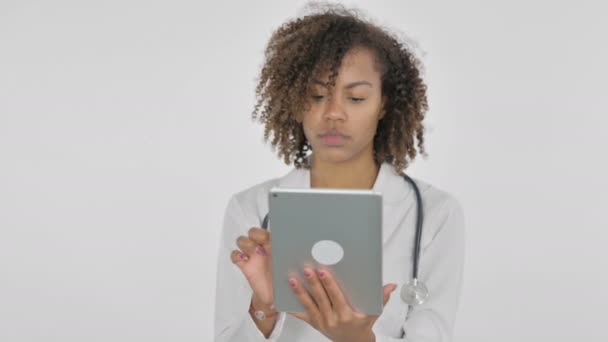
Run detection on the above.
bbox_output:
[382,283,398,306]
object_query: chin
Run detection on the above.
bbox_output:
[312,148,353,163]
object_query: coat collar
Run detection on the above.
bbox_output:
[276,158,413,245]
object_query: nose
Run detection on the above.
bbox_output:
[323,94,346,122]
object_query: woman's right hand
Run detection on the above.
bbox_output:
[231,227,275,310]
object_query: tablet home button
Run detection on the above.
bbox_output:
[311,240,344,265]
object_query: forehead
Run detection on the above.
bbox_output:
[314,47,381,85]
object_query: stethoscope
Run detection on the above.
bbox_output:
[261,172,428,308]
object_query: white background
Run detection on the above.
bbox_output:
[1,0,607,341]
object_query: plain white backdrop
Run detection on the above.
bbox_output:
[1,0,607,341]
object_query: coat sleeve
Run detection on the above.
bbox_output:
[374,195,466,342]
[214,195,288,341]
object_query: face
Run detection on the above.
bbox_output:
[297,46,386,164]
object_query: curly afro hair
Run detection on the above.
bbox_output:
[251,2,429,173]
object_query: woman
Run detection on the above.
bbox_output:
[214,3,465,341]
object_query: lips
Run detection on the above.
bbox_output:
[319,130,348,146]
[319,129,348,138]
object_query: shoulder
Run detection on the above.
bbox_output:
[224,171,291,227]
[413,177,464,217]
[219,175,284,248]
[233,177,277,209]
[406,176,466,246]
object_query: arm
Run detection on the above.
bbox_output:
[213,195,287,341]
[374,195,466,342]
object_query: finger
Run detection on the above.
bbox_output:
[316,267,351,317]
[248,227,271,255]
[302,265,333,318]
[382,284,398,306]
[288,275,321,325]
[235,235,257,257]
[247,227,269,245]
[230,249,250,269]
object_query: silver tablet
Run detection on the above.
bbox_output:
[268,187,383,315]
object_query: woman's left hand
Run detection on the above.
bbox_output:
[287,265,397,342]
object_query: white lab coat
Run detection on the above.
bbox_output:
[214,160,466,341]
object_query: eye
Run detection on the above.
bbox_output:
[349,97,365,103]
[311,95,326,102]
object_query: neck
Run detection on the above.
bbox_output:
[309,153,380,189]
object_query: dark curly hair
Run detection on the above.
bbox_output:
[251,1,429,173]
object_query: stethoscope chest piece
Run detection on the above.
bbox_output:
[400,278,429,306]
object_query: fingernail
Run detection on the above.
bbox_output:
[255,245,266,256]
[289,278,297,288]
[318,270,325,279]
[303,269,312,278]
[239,253,249,261]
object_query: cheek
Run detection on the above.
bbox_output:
[351,115,380,136]
[300,113,321,134]
[301,122,316,142]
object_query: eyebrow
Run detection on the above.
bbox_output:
[312,79,373,89]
